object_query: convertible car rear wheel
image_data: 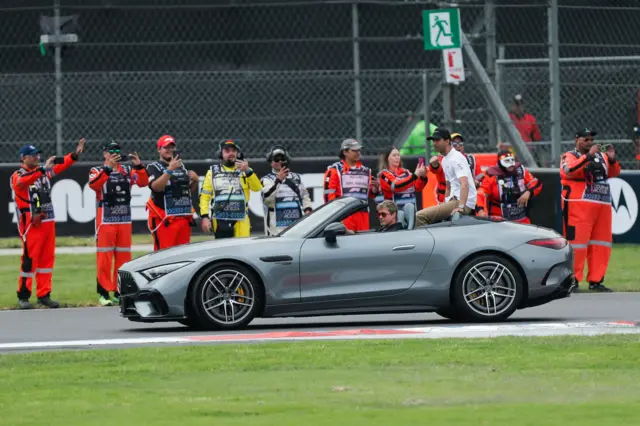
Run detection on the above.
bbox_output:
[451,254,524,322]
[189,262,263,331]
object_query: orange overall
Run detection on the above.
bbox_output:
[10,153,77,300]
[560,149,621,283]
[378,167,428,208]
[146,161,195,251]
[477,164,542,224]
[323,160,376,232]
[89,163,149,297]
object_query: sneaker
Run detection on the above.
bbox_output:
[99,296,113,306]
[37,296,60,308]
[588,282,613,292]
[18,299,33,309]
[110,295,119,304]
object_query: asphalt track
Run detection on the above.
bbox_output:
[0,293,639,353]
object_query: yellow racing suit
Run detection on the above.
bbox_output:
[199,164,263,238]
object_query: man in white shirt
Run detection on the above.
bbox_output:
[415,128,477,226]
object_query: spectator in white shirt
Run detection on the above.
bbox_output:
[415,128,477,226]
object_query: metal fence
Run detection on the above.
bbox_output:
[1,0,639,167]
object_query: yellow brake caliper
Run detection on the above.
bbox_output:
[236,286,245,304]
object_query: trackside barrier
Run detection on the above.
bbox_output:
[1,157,638,243]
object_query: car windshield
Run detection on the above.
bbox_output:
[278,199,350,238]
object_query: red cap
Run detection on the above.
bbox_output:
[157,135,176,149]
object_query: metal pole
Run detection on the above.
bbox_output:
[549,0,561,167]
[352,3,362,143]
[485,0,497,149]
[422,70,431,160]
[54,0,63,156]
[496,45,505,145]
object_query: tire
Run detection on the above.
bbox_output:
[190,262,263,331]
[451,254,524,322]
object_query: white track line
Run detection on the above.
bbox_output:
[1,322,639,351]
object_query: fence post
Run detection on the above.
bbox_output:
[352,3,362,143]
[422,70,431,159]
[496,45,505,145]
[485,0,497,148]
[54,0,63,156]
[548,0,561,166]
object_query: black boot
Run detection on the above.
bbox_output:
[18,299,34,309]
[37,296,60,308]
[588,280,613,293]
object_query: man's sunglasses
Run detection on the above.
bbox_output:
[108,149,121,154]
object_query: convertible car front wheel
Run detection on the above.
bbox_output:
[451,254,524,322]
[189,262,263,331]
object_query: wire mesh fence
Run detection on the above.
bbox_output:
[1,0,639,167]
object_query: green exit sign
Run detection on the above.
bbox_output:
[422,8,462,50]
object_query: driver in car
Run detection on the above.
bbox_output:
[346,200,403,234]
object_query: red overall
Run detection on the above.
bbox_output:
[560,149,621,283]
[477,164,542,224]
[10,153,77,300]
[378,167,428,208]
[323,160,376,232]
[146,161,195,251]
[89,163,149,297]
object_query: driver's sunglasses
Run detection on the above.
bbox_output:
[377,211,389,218]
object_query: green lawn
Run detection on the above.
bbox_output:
[0,233,214,248]
[0,244,639,309]
[0,336,639,425]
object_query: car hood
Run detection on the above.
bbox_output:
[124,235,283,270]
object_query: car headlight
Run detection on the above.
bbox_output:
[138,262,193,281]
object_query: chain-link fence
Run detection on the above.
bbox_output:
[1,0,639,166]
[492,1,640,168]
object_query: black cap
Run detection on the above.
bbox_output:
[427,127,452,141]
[103,141,121,151]
[575,128,596,138]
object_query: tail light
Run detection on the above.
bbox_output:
[526,237,568,250]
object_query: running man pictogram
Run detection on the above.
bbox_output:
[432,16,453,47]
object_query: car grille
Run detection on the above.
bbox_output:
[117,271,138,295]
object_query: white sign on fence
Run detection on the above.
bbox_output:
[442,48,465,84]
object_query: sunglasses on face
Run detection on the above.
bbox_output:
[377,211,390,218]
[273,157,285,162]
[108,149,121,154]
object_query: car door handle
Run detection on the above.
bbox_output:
[392,245,415,251]
[259,255,293,263]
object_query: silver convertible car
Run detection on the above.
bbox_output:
[117,197,577,330]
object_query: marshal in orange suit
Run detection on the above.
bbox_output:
[10,139,85,310]
[89,141,149,306]
[560,128,621,292]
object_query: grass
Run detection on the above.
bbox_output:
[0,252,147,309]
[0,335,639,425]
[0,244,639,309]
[0,233,214,248]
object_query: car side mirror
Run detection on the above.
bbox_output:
[324,222,346,244]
